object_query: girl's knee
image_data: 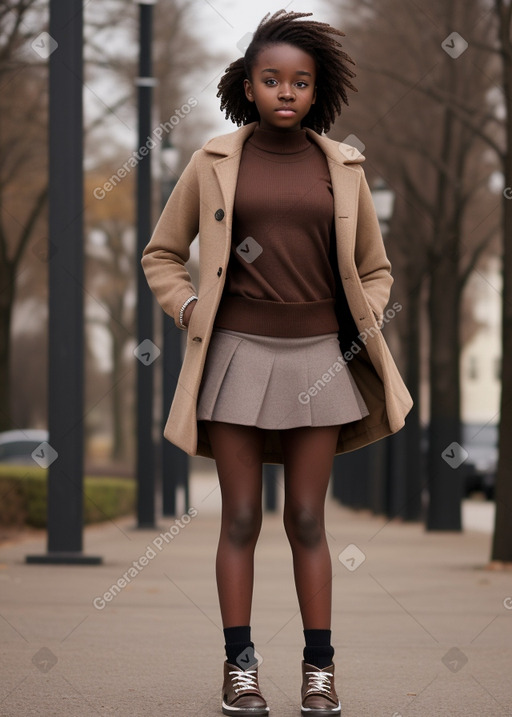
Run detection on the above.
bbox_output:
[284,507,324,548]
[224,506,262,547]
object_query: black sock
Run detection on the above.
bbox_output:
[224,625,257,669]
[303,628,335,669]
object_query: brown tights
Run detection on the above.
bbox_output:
[205,421,340,631]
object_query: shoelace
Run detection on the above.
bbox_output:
[305,670,332,695]
[229,668,259,694]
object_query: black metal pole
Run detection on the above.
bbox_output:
[27,0,101,564]
[332,448,371,510]
[136,2,156,528]
[162,316,189,515]
[135,0,157,528]
[158,162,190,517]
[385,424,419,520]
[263,464,278,512]
[367,440,387,515]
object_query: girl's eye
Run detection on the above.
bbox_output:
[264,79,309,88]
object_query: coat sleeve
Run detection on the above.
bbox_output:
[141,150,201,327]
[353,168,394,324]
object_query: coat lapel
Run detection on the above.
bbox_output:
[205,122,363,256]
[206,124,257,229]
[326,158,361,274]
[304,128,363,265]
[212,155,242,230]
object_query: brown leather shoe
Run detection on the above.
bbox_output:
[221,661,269,715]
[301,661,341,715]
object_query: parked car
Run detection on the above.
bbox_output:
[0,429,49,465]
[421,422,498,501]
[461,423,498,500]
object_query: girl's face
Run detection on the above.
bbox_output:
[244,43,317,132]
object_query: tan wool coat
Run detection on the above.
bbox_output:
[141,121,413,463]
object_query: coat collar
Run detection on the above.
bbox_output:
[202,121,365,167]
[206,122,364,235]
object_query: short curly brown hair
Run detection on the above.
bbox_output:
[217,9,357,134]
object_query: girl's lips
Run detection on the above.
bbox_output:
[275,108,296,116]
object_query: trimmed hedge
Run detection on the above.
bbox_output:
[0,465,136,528]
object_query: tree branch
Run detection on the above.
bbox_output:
[459,222,501,288]
[360,62,505,158]
[11,184,47,268]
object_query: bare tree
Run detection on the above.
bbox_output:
[82,0,222,466]
[85,164,136,463]
[488,0,512,564]
[328,0,501,528]
[0,0,48,432]
[0,0,137,433]
[1,0,220,466]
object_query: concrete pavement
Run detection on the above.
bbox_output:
[1,462,511,716]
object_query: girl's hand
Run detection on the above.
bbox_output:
[182,298,197,328]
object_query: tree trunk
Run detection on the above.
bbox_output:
[491,5,512,559]
[492,194,512,560]
[491,178,512,560]
[0,262,14,432]
[404,280,423,520]
[111,325,125,462]
[427,251,463,530]
[491,8,512,562]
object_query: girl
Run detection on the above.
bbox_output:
[142,10,413,716]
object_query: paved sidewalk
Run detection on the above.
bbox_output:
[1,467,511,717]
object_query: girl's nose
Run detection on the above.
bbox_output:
[278,85,294,100]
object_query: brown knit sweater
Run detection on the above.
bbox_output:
[213,126,339,337]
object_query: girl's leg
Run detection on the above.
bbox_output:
[207,421,269,714]
[280,426,342,713]
[279,425,340,629]
[205,420,266,627]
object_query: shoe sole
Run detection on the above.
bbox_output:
[301,700,341,716]
[222,701,269,716]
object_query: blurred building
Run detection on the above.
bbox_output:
[460,256,502,424]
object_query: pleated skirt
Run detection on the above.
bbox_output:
[196,328,369,430]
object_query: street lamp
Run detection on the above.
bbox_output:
[371,178,395,237]
[333,179,398,516]
[160,135,179,205]
[371,177,420,521]
[159,136,190,516]
[332,181,395,514]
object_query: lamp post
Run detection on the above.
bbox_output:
[135,0,157,528]
[160,137,189,516]
[331,178,396,516]
[370,179,400,517]
[26,0,101,564]
[372,179,422,521]
[373,177,424,522]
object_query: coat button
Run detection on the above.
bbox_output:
[192,336,202,342]
[217,267,222,277]
[214,208,224,221]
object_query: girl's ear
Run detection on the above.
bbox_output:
[244,78,255,102]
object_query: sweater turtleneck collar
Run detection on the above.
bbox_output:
[247,125,311,154]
